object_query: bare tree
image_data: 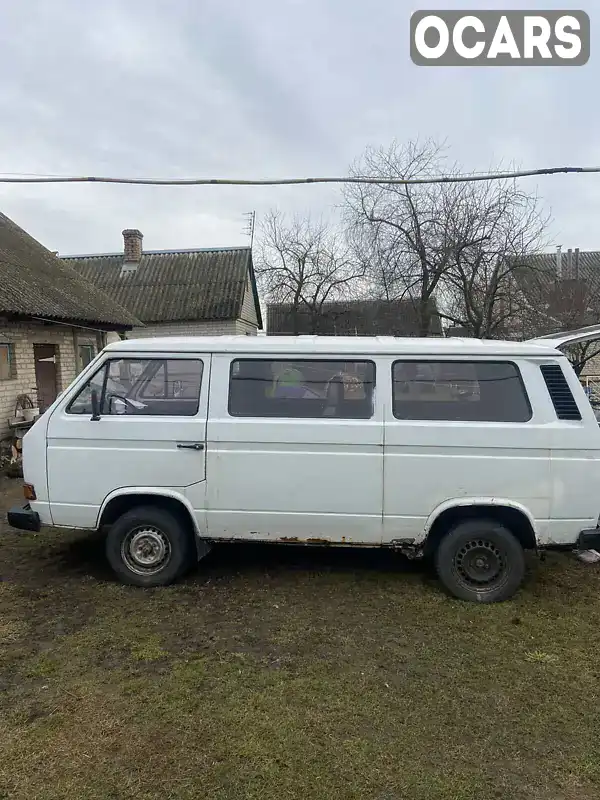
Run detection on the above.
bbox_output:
[441,179,551,339]
[344,139,552,339]
[256,210,365,333]
[344,139,464,336]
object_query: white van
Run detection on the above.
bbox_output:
[8,331,600,603]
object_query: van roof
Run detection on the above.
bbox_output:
[103,335,565,358]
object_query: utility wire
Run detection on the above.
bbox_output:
[0,165,598,187]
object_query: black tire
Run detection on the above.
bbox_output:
[105,505,194,587]
[434,518,526,603]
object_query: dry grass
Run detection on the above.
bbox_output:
[1,478,600,799]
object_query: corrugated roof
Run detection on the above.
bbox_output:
[516,250,600,280]
[65,247,262,326]
[0,212,140,328]
[267,299,443,337]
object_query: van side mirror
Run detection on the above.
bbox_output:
[91,389,101,421]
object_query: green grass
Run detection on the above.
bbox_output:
[1,479,600,799]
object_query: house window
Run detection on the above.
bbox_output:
[392,360,531,422]
[78,344,95,370]
[0,344,16,380]
[228,359,376,419]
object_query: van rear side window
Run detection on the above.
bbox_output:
[228,359,375,419]
[392,360,531,422]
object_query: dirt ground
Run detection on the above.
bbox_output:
[1,476,600,800]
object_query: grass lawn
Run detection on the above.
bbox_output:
[1,477,600,800]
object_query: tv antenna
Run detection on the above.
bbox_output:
[243,211,256,248]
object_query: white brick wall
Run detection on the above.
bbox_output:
[127,320,244,339]
[236,319,258,335]
[0,321,105,438]
[582,354,600,377]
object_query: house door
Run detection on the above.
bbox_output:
[34,344,58,411]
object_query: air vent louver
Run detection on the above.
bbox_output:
[540,364,582,421]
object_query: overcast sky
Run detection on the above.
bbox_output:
[0,0,597,255]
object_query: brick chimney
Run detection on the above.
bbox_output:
[122,229,143,263]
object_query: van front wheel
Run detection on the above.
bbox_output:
[435,519,526,603]
[106,506,194,587]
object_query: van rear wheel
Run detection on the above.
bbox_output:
[434,519,525,603]
[106,506,194,587]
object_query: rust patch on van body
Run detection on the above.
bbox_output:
[276,536,375,546]
[277,536,334,545]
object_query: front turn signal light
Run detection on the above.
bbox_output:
[23,483,36,501]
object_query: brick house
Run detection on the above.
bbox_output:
[267,298,443,337]
[0,211,139,436]
[64,229,263,338]
[512,248,600,377]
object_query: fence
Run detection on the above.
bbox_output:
[581,375,600,404]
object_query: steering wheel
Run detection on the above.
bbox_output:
[106,393,140,415]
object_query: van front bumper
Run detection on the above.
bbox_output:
[577,528,600,551]
[7,503,41,532]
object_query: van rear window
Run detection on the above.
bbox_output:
[392,360,531,422]
[228,359,375,419]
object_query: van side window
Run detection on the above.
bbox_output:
[229,359,375,419]
[67,365,106,415]
[392,360,531,422]
[67,358,203,416]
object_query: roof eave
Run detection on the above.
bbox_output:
[0,311,142,331]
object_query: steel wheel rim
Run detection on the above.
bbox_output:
[454,537,509,593]
[121,526,171,576]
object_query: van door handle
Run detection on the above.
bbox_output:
[176,442,205,451]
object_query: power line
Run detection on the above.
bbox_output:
[0,165,598,187]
